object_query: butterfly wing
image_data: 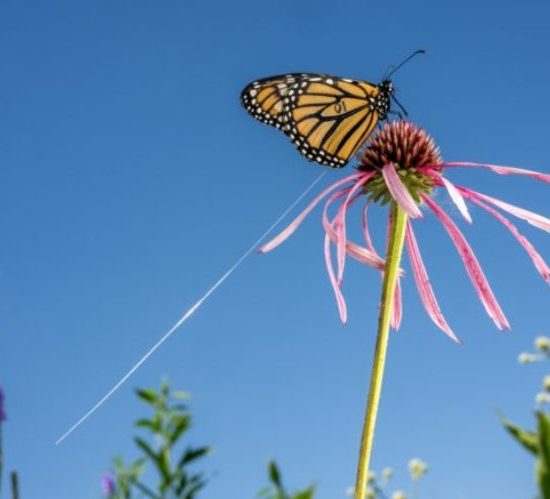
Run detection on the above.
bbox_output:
[240,74,316,131]
[284,76,386,168]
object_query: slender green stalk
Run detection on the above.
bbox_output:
[354,203,408,499]
[10,471,19,499]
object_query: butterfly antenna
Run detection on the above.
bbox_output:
[383,64,396,79]
[390,92,408,117]
[385,49,426,79]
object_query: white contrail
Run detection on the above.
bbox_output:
[55,172,327,445]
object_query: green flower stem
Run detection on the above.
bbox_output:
[354,202,408,499]
[10,471,19,499]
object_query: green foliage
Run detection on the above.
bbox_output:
[108,456,145,498]
[537,413,550,498]
[257,460,315,499]
[104,381,209,499]
[504,336,550,499]
[503,412,550,499]
[502,419,538,455]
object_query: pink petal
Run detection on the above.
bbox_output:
[323,190,385,270]
[444,161,550,184]
[336,174,374,282]
[462,194,550,284]
[324,233,347,324]
[361,202,406,274]
[391,277,403,330]
[457,187,550,234]
[441,177,472,224]
[422,195,510,330]
[345,240,386,269]
[362,202,379,255]
[405,222,461,342]
[259,172,366,253]
[382,163,423,218]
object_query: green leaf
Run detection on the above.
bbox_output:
[150,414,163,434]
[175,473,188,495]
[177,446,210,468]
[268,460,283,489]
[293,487,315,499]
[180,474,206,498]
[136,389,159,406]
[538,412,550,499]
[169,414,191,445]
[134,436,158,463]
[135,418,155,429]
[502,418,538,455]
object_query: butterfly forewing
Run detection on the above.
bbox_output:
[241,73,391,168]
[284,77,382,168]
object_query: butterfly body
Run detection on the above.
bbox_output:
[241,73,393,168]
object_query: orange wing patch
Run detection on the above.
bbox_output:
[284,76,385,167]
[336,80,367,98]
[241,73,392,168]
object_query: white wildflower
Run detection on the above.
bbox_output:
[408,458,428,480]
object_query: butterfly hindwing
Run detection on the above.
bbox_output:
[240,74,317,131]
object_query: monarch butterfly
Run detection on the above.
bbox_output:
[240,51,424,168]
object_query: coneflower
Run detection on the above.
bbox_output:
[259,120,550,499]
[261,121,550,339]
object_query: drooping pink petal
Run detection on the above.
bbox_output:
[405,222,461,342]
[360,202,407,272]
[457,187,550,234]
[324,233,347,324]
[443,161,550,185]
[344,240,386,269]
[422,194,510,330]
[335,173,375,282]
[322,189,402,322]
[259,172,366,253]
[381,163,423,218]
[362,202,378,255]
[391,277,403,330]
[323,191,385,270]
[463,194,550,284]
[441,177,472,224]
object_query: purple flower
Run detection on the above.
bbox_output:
[0,385,6,422]
[101,472,116,496]
[260,121,550,341]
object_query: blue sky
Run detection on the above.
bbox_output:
[1,0,550,498]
